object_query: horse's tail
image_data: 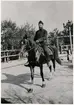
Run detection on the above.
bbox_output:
[53,47,62,65]
[55,58,61,65]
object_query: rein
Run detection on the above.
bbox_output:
[25,46,36,53]
[21,36,50,54]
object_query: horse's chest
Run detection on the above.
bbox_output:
[28,52,36,61]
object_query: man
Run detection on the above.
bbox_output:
[34,20,61,65]
[34,20,53,62]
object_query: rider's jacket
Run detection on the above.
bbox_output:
[34,29,47,45]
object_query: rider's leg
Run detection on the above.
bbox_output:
[43,45,53,56]
[43,45,52,71]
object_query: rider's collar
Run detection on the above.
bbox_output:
[39,28,43,31]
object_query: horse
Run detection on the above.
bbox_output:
[20,38,61,89]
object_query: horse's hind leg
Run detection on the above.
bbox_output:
[47,61,53,79]
[40,65,45,88]
[52,59,55,72]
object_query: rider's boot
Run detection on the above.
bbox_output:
[24,61,29,66]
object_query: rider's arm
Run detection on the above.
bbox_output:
[41,30,47,43]
[43,30,47,40]
[34,30,47,43]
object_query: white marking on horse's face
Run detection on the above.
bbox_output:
[36,50,40,61]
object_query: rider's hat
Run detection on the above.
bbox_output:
[38,20,44,25]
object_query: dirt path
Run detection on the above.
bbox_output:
[1,59,73,104]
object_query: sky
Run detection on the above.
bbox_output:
[1,1,73,32]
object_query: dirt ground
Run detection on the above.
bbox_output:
[1,56,73,104]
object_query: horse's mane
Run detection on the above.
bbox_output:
[27,39,44,55]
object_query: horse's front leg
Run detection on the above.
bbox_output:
[30,66,34,84]
[28,66,34,93]
[40,65,46,88]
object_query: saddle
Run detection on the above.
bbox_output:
[28,39,53,57]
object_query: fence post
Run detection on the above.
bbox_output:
[4,52,6,62]
[19,53,21,59]
[7,51,9,62]
[69,27,72,54]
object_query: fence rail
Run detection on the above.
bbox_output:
[1,49,21,62]
[1,49,20,52]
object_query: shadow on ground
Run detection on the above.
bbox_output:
[2,73,49,91]
[2,73,31,91]
[2,73,49,85]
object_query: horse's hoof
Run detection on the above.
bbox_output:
[27,88,33,93]
[41,84,46,88]
[47,78,50,81]
[49,73,53,79]
[41,82,46,88]
[28,80,34,84]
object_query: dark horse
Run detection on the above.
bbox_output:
[20,38,61,89]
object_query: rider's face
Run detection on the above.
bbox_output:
[38,23,43,30]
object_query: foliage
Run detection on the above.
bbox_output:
[48,28,60,47]
[48,20,73,47]
[62,20,73,35]
[62,20,73,45]
[1,20,35,50]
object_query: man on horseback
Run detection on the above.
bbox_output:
[34,20,53,62]
[24,20,61,66]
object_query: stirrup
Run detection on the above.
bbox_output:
[24,62,29,66]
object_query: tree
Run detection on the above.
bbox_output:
[48,28,59,47]
[1,20,18,50]
[62,20,73,45]
[1,20,36,50]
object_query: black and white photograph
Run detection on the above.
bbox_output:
[1,0,73,104]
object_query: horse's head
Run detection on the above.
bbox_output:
[20,39,29,57]
[25,39,41,62]
[24,39,34,51]
[20,38,42,62]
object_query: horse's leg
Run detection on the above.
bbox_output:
[47,60,53,79]
[40,64,45,88]
[30,66,34,84]
[27,66,34,93]
[52,59,55,72]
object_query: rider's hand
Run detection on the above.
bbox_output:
[36,40,39,43]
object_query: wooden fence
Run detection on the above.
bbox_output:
[1,49,21,62]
